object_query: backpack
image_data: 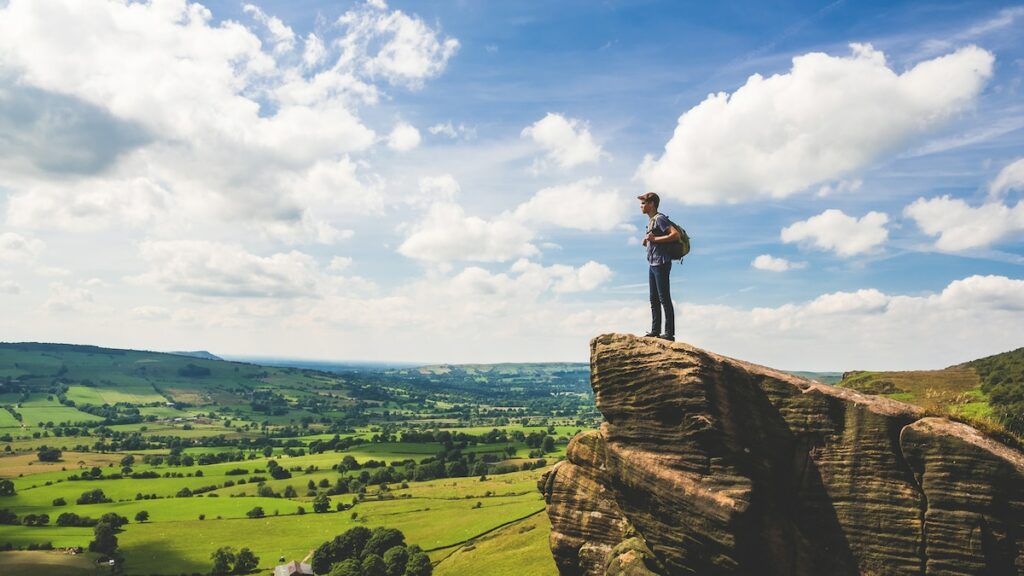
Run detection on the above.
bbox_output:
[653,213,690,260]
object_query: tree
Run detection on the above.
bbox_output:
[0,479,14,496]
[77,489,110,505]
[313,493,331,513]
[134,510,149,523]
[211,546,236,575]
[383,546,409,576]
[246,507,265,519]
[361,553,387,576]
[234,547,259,574]
[99,513,128,529]
[404,552,432,576]
[541,435,555,454]
[283,485,298,498]
[311,526,372,574]
[36,446,62,462]
[364,528,405,558]
[328,559,361,576]
[88,521,118,556]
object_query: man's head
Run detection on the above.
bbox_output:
[637,191,659,215]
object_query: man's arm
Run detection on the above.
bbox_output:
[647,217,679,244]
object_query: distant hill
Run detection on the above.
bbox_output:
[837,347,1024,441]
[170,350,223,361]
[0,341,597,430]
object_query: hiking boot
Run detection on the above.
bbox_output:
[643,331,659,337]
[657,334,675,342]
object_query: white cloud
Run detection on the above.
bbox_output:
[428,121,474,140]
[816,179,862,198]
[521,113,604,170]
[0,0,456,239]
[0,281,21,295]
[399,178,631,263]
[397,203,538,263]
[805,288,889,314]
[904,195,1024,251]
[243,3,296,54]
[328,256,354,272]
[409,175,460,207]
[387,122,422,151]
[0,232,44,261]
[751,254,805,272]
[137,241,325,299]
[781,209,889,256]
[44,282,94,312]
[637,44,994,203]
[990,157,1024,198]
[337,1,459,89]
[512,178,629,231]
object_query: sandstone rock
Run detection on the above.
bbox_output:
[540,334,1024,576]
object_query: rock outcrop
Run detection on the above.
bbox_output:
[539,334,1024,575]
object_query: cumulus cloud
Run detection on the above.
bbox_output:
[990,157,1024,198]
[137,241,325,299]
[428,121,474,139]
[44,282,94,312]
[408,175,460,207]
[0,232,44,261]
[387,121,422,151]
[243,3,296,54]
[397,203,538,262]
[904,195,1024,251]
[512,178,629,231]
[781,209,889,256]
[751,254,806,272]
[337,0,459,89]
[637,44,994,203]
[522,113,604,170]
[0,281,21,295]
[328,256,354,272]
[0,0,456,238]
[399,178,631,263]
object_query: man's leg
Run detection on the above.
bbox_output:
[655,263,674,337]
[648,266,661,335]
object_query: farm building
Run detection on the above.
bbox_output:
[274,560,313,576]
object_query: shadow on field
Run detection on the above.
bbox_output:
[120,541,208,576]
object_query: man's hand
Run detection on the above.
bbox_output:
[644,232,656,244]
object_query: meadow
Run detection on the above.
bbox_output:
[0,343,589,574]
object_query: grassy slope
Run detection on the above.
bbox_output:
[838,348,1024,444]
[433,511,557,576]
[839,367,983,413]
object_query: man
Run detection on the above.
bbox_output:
[639,192,679,342]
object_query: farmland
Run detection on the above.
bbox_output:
[0,343,590,574]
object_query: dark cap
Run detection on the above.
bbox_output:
[637,191,660,205]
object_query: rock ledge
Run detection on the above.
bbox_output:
[539,334,1024,576]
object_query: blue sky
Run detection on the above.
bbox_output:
[0,0,1022,369]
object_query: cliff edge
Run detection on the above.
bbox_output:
[539,334,1024,575]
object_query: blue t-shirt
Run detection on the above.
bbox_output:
[646,213,672,266]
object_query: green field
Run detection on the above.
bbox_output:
[64,386,166,407]
[0,410,20,428]
[0,343,595,575]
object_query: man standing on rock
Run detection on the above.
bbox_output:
[639,192,679,342]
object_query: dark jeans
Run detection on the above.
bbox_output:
[649,262,674,337]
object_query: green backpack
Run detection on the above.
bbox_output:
[657,213,690,260]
